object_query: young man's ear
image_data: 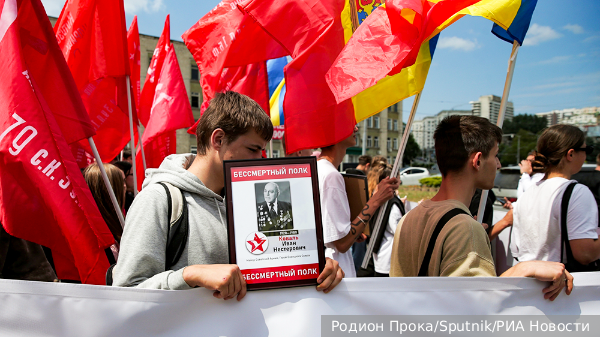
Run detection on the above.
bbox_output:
[211,129,226,152]
[472,152,483,170]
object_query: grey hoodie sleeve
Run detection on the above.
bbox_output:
[112,184,192,290]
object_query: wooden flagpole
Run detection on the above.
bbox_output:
[88,138,126,228]
[361,92,422,269]
[476,41,520,224]
[125,76,138,196]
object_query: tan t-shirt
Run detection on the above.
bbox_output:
[390,199,496,277]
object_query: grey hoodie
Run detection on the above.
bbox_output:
[112,154,228,289]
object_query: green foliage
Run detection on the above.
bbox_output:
[419,176,442,187]
[502,114,547,135]
[403,134,420,166]
[498,129,539,167]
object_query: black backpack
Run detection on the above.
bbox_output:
[560,182,600,272]
[105,182,189,285]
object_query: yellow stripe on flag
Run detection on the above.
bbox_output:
[353,38,435,122]
[269,79,285,126]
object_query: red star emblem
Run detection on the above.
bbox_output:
[247,233,267,253]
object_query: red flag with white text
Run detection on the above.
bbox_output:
[0,0,115,284]
[136,45,194,190]
[139,15,170,127]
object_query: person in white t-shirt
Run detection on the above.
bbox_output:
[317,126,399,278]
[511,125,600,266]
[517,152,545,198]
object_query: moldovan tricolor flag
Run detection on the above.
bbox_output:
[0,0,115,284]
[136,45,194,190]
[54,0,136,164]
[139,15,170,127]
[128,15,141,109]
[327,0,537,103]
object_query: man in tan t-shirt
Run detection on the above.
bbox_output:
[390,116,573,301]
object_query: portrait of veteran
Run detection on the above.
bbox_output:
[256,182,294,232]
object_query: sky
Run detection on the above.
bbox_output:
[40,0,600,122]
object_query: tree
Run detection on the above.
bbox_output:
[403,134,420,166]
[503,114,547,134]
[498,129,538,167]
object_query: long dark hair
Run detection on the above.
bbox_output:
[83,163,125,242]
[532,124,585,175]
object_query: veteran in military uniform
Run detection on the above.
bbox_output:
[257,182,293,231]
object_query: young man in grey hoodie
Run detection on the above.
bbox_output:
[112,92,344,300]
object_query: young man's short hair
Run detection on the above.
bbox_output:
[358,155,372,166]
[195,91,273,155]
[434,116,502,176]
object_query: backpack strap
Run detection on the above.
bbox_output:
[560,182,578,264]
[418,208,469,276]
[157,182,189,271]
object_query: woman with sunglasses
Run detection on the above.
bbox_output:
[510,124,600,269]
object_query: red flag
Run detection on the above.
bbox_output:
[54,0,136,162]
[136,45,194,190]
[0,0,115,284]
[139,15,170,127]
[15,0,96,144]
[182,1,285,116]
[127,16,141,109]
[235,0,356,154]
[186,62,270,135]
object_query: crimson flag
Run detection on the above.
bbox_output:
[235,0,356,154]
[136,45,194,190]
[182,0,285,117]
[186,61,270,135]
[0,0,115,284]
[127,15,141,110]
[15,0,96,144]
[54,0,137,163]
[139,15,170,127]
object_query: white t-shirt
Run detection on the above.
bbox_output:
[511,177,599,263]
[517,172,544,198]
[373,204,402,274]
[317,159,356,278]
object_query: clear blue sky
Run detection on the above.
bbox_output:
[41,0,600,121]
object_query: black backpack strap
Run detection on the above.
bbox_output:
[560,182,578,264]
[418,208,469,276]
[157,182,189,271]
[371,196,402,254]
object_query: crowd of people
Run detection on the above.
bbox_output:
[6,91,598,303]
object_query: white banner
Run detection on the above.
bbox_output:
[1,273,600,336]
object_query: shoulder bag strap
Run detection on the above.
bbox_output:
[418,208,469,276]
[560,182,578,264]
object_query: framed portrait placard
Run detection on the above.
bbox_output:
[224,157,326,290]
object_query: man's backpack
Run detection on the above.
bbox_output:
[560,182,600,272]
[105,182,189,285]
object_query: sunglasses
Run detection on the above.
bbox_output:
[574,146,594,155]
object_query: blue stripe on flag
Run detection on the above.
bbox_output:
[491,0,538,45]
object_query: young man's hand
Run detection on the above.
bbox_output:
[316,258,345,293]
[371,177,400,207]
[501,261,573,301]
[183,264,247,301]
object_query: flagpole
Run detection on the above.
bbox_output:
[88,138,126,229]
[125,75,138,196]
[269,139,273,158]
[361,92,422,269]
[476,41,520,224]
[137,124,147,171]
